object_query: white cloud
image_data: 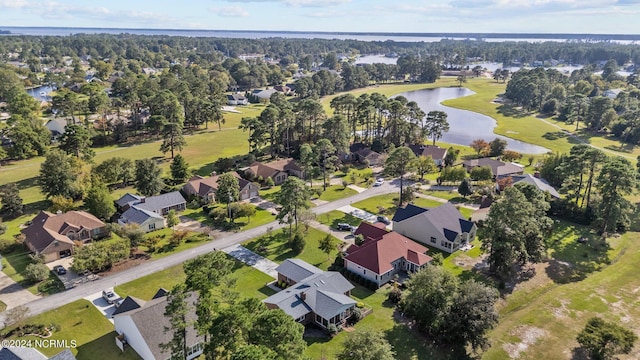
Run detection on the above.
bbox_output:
[221,0,351,7]
[209,5,249,17]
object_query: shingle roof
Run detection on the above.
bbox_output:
[114,291,202,360]
[392,203,429,222]
[115,193,142,208]
[394,203,475,243]
[264,266,355,320]
[276,259,323,283]
[462,157,524,177]
[246,158,302,180]
[21,211,106,253]
[512,174,560,198]
[409,144,447,160]
[134,191,186,213]
[346,223,432,274]
[183,172,250,198]
[112,296,145,316]
[119,206,163,225]
[0,347,47,360]
[48,349,76,360]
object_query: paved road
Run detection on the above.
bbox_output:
[0,180,399,327]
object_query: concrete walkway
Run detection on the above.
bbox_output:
[221,244,279,278]
[0,272,40,310]
[347,184,367,193]
[336,205,378,223]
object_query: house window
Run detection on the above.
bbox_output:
[149,223,156,231]
[363,269,366,275]
[430,237,436,244]
[441,240,446,247]
[375,275,377,280]
[296,315,306,322]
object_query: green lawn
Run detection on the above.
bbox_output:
[333,167,374,186]
[115,255,276,301]
[146,230,211,260]
[2,300,140,359]
[317,210,362,229]
[483,230,634,360]
[316,185,358,202]
[181,205,277,232]
[242,227,342,271]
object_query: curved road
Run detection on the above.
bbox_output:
[0,180,399,327]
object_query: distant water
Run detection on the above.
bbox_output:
[396,88,549,154]
[2,27,639,43]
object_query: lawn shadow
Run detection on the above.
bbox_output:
[2,247,36,287]
[385,323,470,360]
[571,346,589,360]
[497,104,530,118]
[76,331,141,360]
[350,284,375,300]
[258,285,276,297]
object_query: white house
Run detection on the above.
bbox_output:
[227,94,248,105]
[392,203,477,253]
[113,289,203,360]
[118,206,165,232]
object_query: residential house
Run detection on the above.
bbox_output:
[273,85,292,95]
[0,347,76,360]
[263,259,356,329]
[471,196,493,223]
[392,203,477,253]
[344,222,432,287]
[116,192,186,216]
[182,172,259,203]
[243,158,303,185]
[21,211,108,263]
[118,207,165,233]
[461,157,524,179]
[409,144,447,166]
[113,289,203,360]
[353,148,382,167]
[45,118,82,139]
[226,94,248,105]
[511,173,560,198]
[603,89,623,99]
[252,89,278,101]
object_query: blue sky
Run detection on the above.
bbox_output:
[1,0,640,33]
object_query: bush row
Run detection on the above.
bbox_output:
[340,268,378,291]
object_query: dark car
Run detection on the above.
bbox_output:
[336,223,353,231]
[377,216,391,225]
[53,265,67,275]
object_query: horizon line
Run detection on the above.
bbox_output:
[1,26,639,38]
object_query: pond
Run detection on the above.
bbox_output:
[396,87,550,154]
[26,85,56,102]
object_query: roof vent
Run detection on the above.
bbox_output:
[320,280,325,284]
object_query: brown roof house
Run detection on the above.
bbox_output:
[343,222,432,287]
[409,144,448,166]
[182,172,259,203]
[263,259,356,329]
[243,158,303,185]
[22,211,108,263]
[461,158,524,178]
[113,288,203,360]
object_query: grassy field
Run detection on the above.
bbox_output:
[1,300,140,359]
[316,185,358,202]
[181,204,277,232]
[242,227,342,271]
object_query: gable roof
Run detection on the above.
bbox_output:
[462,157,524,177]
[245,158,301,179]
[276,258,323,283]
[408,144,447,160]
[21,211,106,253]
[112,296,145,316]
[0,347,47,360]
[184,172,250,198]
[346,223,431,274]
[131,192,186,213]
[264,264,355,320]
[119,206,163,226]
[392,203,429,223]
[114,291,201,360]
[115,193,142,208]
[47,350,76,360]
[512,174,561,198]
[394,203,474,242]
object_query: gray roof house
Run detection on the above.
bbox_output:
[461,158,524,178]
[118,206,165,233]
[0,347,76,360]
[116,192,186,216]
[113,289,203,360]
[393,203,477,253]
[511,174,560,198]
[264,259,356,329]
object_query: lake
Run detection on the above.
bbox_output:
[26,85,55,102]
[396,87,550,154]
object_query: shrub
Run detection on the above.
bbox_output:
[327,323,339,336]
[342,180,348,189]
[24,263,50,283]
[351,308,364,323]
[289,232,306,254]
[356,302,364,308]
[388,287,402,304]
[0,238,15,254]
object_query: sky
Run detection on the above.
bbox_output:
[1,0,640,34]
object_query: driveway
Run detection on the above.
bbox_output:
[83,291,119,324]
[46,258,81,290]
[308,221,354,246]
[251,197,278,215]
[175,215,211,234]
[336,205,378,223]
[221,244,279,278]
[0,272,39,310]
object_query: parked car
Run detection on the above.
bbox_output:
[377,216,391,225]
[114,298,124,308]
[373,178,385,186]
[53,265,66,275]
[336,223,353,231]
[102,288,118,304]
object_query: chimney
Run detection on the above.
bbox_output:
[211,171,217,176]
[533,171,541,178]
[300,292,306,301]
[56,210,62,215]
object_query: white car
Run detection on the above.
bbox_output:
[373,178,385,186]
[102,288,119,304]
